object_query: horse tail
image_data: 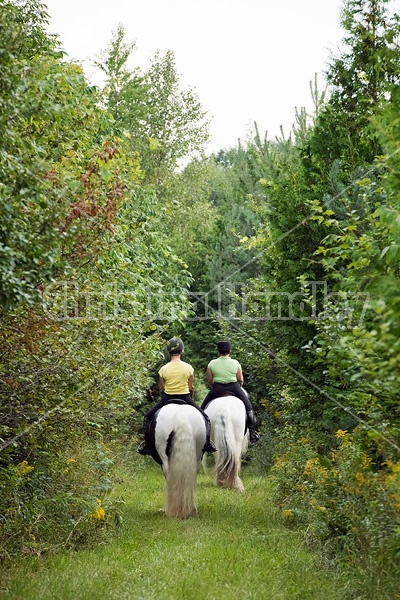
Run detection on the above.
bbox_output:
[213,412,241,489]
[165,413,198,519]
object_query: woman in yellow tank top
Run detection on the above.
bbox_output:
[137,338,216,455]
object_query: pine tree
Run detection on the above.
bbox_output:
[309,0,400,173]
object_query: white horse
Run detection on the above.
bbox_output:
[153,403,207,519]
[204,396,248,492]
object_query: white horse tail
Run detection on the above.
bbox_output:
[213,412,242,490]
[165,413,198,519]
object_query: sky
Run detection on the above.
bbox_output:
[43,0,345,155]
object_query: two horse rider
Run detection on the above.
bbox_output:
[137,338,260,455]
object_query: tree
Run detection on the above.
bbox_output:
[307,0,400,175]
[0,0,114,309]
[94,23,149,136]
[96,26,210,183]
[0,1,196,556]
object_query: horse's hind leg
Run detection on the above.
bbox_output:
[216,474,244,491]
[233,476,245,492]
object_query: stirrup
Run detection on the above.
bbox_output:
[249,430,260,444]
[137,441,150,455]
[206,440,217,454]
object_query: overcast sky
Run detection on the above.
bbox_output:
[44,0,344,154]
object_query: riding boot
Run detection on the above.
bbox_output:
[137,440,150,455]
[137,416,152,455]
[203,414,217,454]
[143,416,151,435]
[246,410,260,443]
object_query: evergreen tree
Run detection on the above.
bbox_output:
[308,0,400,175]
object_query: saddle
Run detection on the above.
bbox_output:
[204,392,249,435]
[204,390,243,407]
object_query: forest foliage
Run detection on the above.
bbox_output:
[0,0,399,597]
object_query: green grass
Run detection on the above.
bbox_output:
[1,454,350,600]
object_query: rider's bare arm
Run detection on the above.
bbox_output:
[206,367,214,387]
[237,367,244,387]
[159,376,166,393]
[188,374,194,396]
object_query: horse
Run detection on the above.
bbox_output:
[149,402,207,519]
[204,395,248,492]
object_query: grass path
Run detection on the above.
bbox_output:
[1,457,349,599]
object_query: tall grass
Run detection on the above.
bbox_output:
[1,448,351,599]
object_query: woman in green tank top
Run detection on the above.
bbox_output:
[201,340,260,443]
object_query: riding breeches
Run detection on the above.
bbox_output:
[201,382,253,412]
[144,393,210,432]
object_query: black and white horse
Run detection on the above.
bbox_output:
[149,403,207,518]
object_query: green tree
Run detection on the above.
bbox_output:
[0,0,195,556]
[307,0,400,176]
[96,26,210,183]
[0,0,113,309]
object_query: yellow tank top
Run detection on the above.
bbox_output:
[158,360,194,395]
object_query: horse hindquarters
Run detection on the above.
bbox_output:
[213,412,243,491]
[155,405,205,519]
[205,396,246,492]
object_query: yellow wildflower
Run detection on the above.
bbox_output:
[355,472,366,485]
[303,458,329,481]
[283,509,295,521]
[17,460,34,475]
[335,429,348,438]
[89,507,106,520]
[303,458,319,475]
[386,461,400,473]
[360,453,373,469]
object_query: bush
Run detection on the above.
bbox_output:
[272,425,400,597]
[0,439,126,558]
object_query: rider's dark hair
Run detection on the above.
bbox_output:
[167,337,184,355]
[217,340,231,355]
